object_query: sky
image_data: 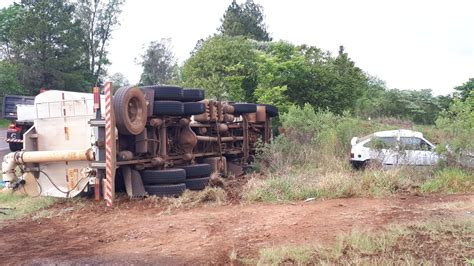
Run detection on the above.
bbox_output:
[1,0,473,95]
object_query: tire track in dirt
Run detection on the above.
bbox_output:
[0,194,472,264]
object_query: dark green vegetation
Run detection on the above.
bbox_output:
[0,0,124,96]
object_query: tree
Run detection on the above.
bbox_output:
[0,4,24,60]
[139,39,178,85]
[218,0,271,41]
[76,0,125,84]
[182,36,257,101]
[0,60,25,95]
[454,77,474,100]
[8,0,89,94]
[108,72,129,92]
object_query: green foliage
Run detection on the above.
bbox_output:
[0,192,57,221]
[0,118,10,128]
[218,0,271,41]
[0,0,124,94]
[76,0,125,83]
[108,72,129,92]
[0,60,25,95]
[454,77,474,100]
[435,91,474,161]
[182,35,258,101]
[4,0,89,93]
[139,39,179,85]
[421,168,474,193]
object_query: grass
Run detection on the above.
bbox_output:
[145,187,228,212]
[253,218,474,265]
[243,165,473,203]
[0,118,10,128]
[421,167,474,193]
[0,192,57,221]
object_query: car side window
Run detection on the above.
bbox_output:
[400,137,431,150]
[365,137,397,149]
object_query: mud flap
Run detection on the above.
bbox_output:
[122,166,146,198]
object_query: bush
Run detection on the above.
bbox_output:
[421,168,474,193]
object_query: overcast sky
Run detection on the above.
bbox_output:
[1,0,473,95]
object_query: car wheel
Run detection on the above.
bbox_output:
[114,86,148,135]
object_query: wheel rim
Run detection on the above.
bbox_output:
[127,97,143,125]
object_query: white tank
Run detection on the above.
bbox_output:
[24,90,105,197]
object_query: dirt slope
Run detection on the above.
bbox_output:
[0,194,472,264]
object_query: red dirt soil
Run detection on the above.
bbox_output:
[0,194,472,264]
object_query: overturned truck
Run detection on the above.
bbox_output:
[1,85,277,199]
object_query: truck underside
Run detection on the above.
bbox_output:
[1,85,277,199]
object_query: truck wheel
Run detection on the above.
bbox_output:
[8,142,22,152]
[145,183,186,197]
[183,102,206,116]
[114,86,147,135]
[141,85,183,101]
[259,104,279,117]
[179,164,212,178]
[142,168,186,185]
[184,177,209,191]
[153,101,184,116]
[183,89,205,102]
[232,103,257,115]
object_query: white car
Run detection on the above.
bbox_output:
[350,129,439,168]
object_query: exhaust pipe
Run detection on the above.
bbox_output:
[2,149,94,188]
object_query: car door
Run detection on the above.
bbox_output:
[399,137,437,166]
[367,137,398,165]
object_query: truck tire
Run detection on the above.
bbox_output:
[183,89,205,102]
[232,103,257,115]
[145,183,186,197]
[183,102,206,115]
[184,177,209,191]
[153,101,184,116]
[142,168,186,185]
[180,164,212,179]
[259,104,279,117]
[114,86,148,135]
[141,85,183,101]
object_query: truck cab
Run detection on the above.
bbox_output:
[2,95,35,151]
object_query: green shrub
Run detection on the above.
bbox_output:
[421,168,474,193]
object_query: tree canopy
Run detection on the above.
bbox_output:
[218,0,271,41]
[139,39,179,85]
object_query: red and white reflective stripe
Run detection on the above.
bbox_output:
[4,138,23,143]
[104,82,114,207]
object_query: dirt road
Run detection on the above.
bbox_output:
[0,194,472,264]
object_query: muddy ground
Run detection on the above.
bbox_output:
[0,193,472,264]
